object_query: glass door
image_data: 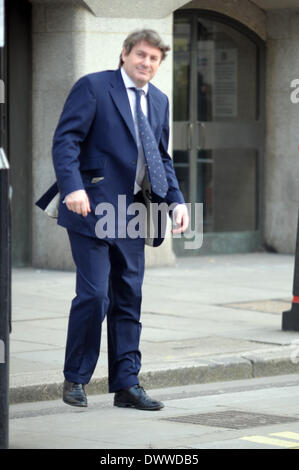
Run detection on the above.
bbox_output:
[173,11,264,255]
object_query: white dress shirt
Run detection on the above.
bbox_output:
[120,67,148,194]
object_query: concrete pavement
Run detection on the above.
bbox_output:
[9,374,299,449]
[9,252,299,405]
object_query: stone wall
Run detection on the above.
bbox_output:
[264,10,299,253]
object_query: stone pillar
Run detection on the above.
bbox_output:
[264,10,299,253]
[31,0,182,269]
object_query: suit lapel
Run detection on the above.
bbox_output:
[108,70,162,144]
[108,69,137,144]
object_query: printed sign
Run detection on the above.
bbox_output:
[213,48,237,118]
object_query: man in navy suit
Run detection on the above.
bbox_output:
[37,29,189,410]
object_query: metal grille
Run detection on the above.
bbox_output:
[162,410,299,429]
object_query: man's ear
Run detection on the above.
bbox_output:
[121,47,127,63]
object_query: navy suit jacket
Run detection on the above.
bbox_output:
[36,68,185,246]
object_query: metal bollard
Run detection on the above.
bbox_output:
[282,210,299,331]
[0,148,11,449]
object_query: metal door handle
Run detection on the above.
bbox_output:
[198,122,206,151]
[187,122,193,150]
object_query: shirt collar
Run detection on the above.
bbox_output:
[120,67,149,95]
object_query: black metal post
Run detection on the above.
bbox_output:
[282,210,299,331]
[0,0,10,448]
[0,148,10,450]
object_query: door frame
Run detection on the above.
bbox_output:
[172,9,265,256]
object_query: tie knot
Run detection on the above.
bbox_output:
[131,87,144,98]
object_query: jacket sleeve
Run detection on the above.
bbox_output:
[159,96,185,206]
[52,76,96,200]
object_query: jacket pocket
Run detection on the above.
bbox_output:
[91,176,105,184]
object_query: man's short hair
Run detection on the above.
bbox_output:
[119,29,170,67]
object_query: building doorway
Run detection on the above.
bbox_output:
[173,10,265,255]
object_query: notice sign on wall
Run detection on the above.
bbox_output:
[213,49,237,118]
[0,0,4,47]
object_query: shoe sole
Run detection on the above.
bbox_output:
[63,398,88,408]
[114,402,164,411]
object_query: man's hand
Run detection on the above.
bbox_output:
[172,204,189,234]
[65,190,91,217]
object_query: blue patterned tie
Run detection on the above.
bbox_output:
[133,88,168,199]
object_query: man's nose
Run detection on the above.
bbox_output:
[142,55,150,67]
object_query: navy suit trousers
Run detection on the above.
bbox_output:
[64,229,145,392]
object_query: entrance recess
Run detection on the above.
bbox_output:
[173,11,265,255]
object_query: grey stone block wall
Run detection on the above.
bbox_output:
[32,2,88,270]
[264,10,299,253]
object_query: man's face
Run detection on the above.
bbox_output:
[122,41,162,87]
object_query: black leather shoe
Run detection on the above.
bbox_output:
[114,385,164,410]
[63,379,87,407]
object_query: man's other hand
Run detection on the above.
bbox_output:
[65,190,91,217]
[172,204,189,234]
